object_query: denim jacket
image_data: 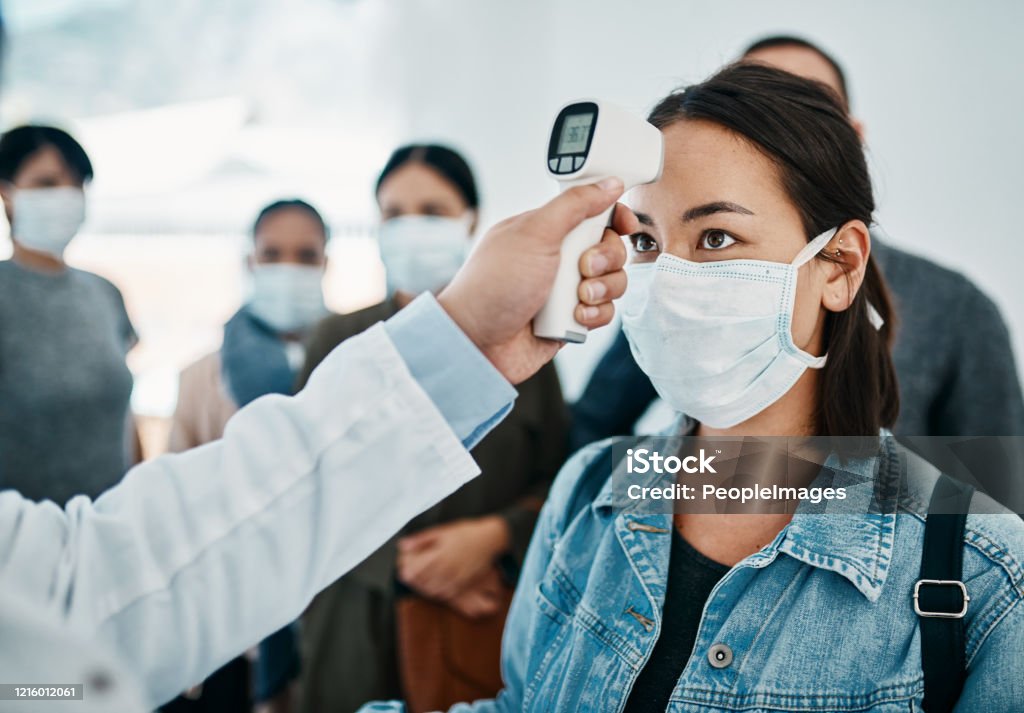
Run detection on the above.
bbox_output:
[363,435,1024,712]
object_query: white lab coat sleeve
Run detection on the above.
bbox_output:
[0,320,496,707]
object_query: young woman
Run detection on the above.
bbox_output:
[362,65,1024,712]
[298,144,569,713]
[0,125,137,505]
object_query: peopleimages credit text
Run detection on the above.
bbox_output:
[624,448,848,504]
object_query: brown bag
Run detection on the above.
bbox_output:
[395,586,513,713]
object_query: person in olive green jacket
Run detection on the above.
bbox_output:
[296,144,569,713]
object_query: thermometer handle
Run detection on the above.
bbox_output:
[533,201,615,343]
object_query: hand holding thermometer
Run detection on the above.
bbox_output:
[533,99,663,343]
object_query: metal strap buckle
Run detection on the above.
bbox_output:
[913,579,970,619]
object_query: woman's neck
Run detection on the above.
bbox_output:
[11,243,66,274]
[680,368,822,566]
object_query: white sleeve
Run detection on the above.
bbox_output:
[0,322,483,707]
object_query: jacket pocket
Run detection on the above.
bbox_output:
[522,584,572,710]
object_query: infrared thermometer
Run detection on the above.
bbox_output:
[533,99,663,343]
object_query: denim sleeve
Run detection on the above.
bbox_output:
[569,327,659,452]
[384,293,518,450]
[955,596,1024,711]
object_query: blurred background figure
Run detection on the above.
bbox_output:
[165,198,331,713]
[295,144,569,713]
[570,35,1024,461]
[0,124,137,504]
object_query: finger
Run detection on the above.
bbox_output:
[578,270,627,306]
[610,202,640,236]
[579,228,628,279]
[397,552,434,584]
[477,578,503,598]
[434,581,459,603]
[477,602,501,617]
[397,531,438,552]
[450,593,495,619]
[525,178,624,243]
[395,554,419,580]
[405,572,442,598]
[575,302,615,329]
[463,598,500,619]
[395,563,417,586]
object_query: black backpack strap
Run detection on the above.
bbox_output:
[917,475,975,713]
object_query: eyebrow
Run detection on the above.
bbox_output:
[633,201,755,229]
[682,201,754,222]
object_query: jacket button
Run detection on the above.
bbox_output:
[707,643,733,669]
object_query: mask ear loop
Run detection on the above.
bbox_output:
[791,228,839,267]
[866,303,885,331]
[791,227,885,331]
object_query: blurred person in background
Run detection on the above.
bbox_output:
[296,144,569,713]
[0,124,137,505]
[166,198,333,713]
[571,36,1024,465]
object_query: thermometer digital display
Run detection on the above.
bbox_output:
[556,112,595,154]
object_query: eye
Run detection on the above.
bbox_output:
[298,249,321,264]
[629,233,659,254]
[699,229,737,250]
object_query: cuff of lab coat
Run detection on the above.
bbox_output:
[384,293,517,450]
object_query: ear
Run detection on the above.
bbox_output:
[851,116,867,143]
[821,220,871,314]
[466,209,479,236]
[245,253,255,272]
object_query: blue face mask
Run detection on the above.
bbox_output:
[247,263,327,333]
[12,187,86,258]
[621,228,870,428]
[377,215,471,295]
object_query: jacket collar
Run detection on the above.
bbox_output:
[592,431,901,603]
[779,436,900,602]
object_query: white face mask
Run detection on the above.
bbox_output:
[247,263,327,333]
[621,228,843,429]
[377,214,471,295]
[11,186,86,258]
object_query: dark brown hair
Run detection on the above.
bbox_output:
[647,63,898,436]
[252,198,328,243]
[0,125,94,184]
[375,144,479,209]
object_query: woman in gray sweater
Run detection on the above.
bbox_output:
[0,125,136,505]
